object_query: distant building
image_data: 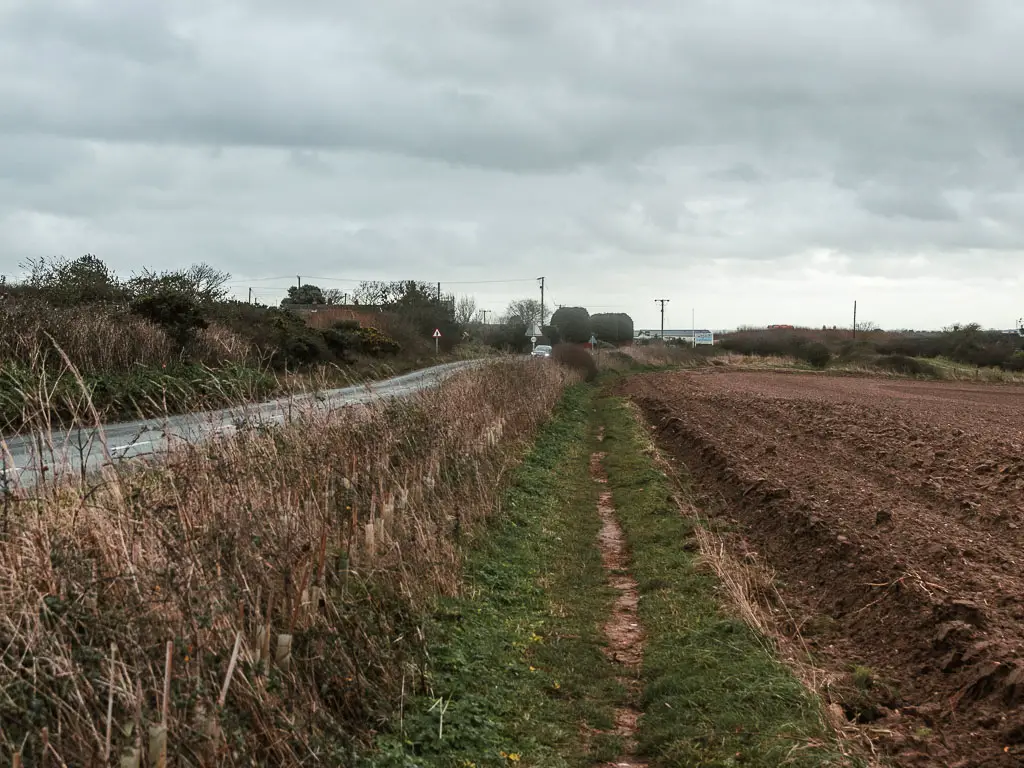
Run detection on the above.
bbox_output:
[285,304,386,329]
[634,329,716,344]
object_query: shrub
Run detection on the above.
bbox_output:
[542,324,562,345]
[18,254,125,305]
[591,312,634,343]
[1003,351,1024,372]
[719,329,807,359]
[836,340,878,365]
[550,307,592,343]
[130,291,209,348]
[482,322,532,353]
[873,354,937,377]
[552,343,598,381]
[800,342,832,369]
[354,326,402,357]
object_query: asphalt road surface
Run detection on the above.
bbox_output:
[0,359,481,491]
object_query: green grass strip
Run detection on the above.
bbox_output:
[364,384,624,768]
[596,395,856,767]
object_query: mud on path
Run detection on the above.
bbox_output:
[622,371,1024,767]
[590,441,648,768]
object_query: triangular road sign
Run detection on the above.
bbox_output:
[432,328,442,338]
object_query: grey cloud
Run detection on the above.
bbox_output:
[709,164,765,184]
[2,0,1024,328]
[858,187,960,223]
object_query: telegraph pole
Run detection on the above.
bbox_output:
[480,309,489,324]
[538,277,546,328]
[853,300,858,340]
[297,275,301,287]
[655,299,670,340]
[248,287,253,305]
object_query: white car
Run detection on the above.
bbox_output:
[531,344,552,358]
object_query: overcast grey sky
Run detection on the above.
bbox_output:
[2,0,1022,330]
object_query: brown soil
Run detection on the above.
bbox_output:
[590,439,648,768]
[621,371,1024,767]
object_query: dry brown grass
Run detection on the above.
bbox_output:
[0,359,574,764]
[0,299,251,374]
[551,343,598,381]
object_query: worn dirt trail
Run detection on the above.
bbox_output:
[590,431,648,768]
[623,370,1024,767]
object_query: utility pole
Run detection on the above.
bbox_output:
[655,299,670,340]
[538,277,546,328]
[853,300,858,340]
[248,287,253,305]
[297,275,301,287]
[437,282,441,302]
[692,307,696,349]
[480,309,489,324]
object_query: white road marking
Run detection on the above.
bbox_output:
[110,440,153,452]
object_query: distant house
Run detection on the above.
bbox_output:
[285,304,386,329]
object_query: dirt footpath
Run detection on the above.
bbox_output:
[623,371,1024,767]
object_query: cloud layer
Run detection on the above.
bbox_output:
[2,0,1022,329]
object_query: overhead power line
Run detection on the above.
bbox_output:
[230,275,538,286]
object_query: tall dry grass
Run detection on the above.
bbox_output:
[0,299,251,374]
[0,359,573,765]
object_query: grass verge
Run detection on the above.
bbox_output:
[596,394,854,767]
[364,384,625,768]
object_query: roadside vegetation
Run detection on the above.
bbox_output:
[0,359,574,765]
[0,256,484,432]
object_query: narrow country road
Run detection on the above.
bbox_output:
[1,359,481,490]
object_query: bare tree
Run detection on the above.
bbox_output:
[323,288,348,305]
[503,298,541,328]
[454,295,477,325]
[185,264,232,303]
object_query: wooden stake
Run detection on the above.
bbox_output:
[275,634,293,671]
[162,641,173,725]
[118,679,142,768]
[105,643,117,761]
[148,641,172,768]
[262,590,275,675]
[218,633,243,708]
[290,563,312,633]
[147,725,167,768]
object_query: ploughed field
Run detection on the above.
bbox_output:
[624,371,1024,767]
